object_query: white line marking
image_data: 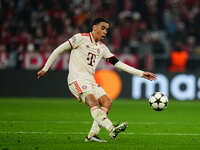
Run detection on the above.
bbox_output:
[0,120,193,125]
[125,133,200,136]
[0,121,91,124]
[0,131,200,136]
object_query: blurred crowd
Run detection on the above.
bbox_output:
[1,0,200,72]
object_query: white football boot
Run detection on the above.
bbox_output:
[109,122,128,139]
[85,136,107,143]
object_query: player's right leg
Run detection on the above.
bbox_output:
[68,82,112,142]
[68,81,127,141]
[85,94,128,139]
[85,84,128,140]
[98,95,128,139]
[85,94,114,132]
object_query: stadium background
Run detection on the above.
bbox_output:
[1,0,200,100]
[1,1,200,150]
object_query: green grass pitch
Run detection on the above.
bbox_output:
[0,98,200,150]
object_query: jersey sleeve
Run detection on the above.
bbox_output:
[42,40,71,72]
[102,45,114,59]
[68,33,83,49]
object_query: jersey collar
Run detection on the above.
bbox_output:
[89,32,95,43]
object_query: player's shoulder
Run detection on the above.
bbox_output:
[72,33,89,37]
[76,32,91,39]
[80,33,90,36]
[74,32,91,41]
[71,33,90,42]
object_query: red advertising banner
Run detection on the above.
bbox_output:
[0,52,139,70]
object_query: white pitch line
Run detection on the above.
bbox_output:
[0,120,193,125]
[0,121,90,124]
[0,131,200,136]
[125,132,200,136]
[0,131,87,135]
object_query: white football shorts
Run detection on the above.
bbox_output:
[68,80,106,103]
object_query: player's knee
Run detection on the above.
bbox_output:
[98,95,112,109]
[87,99,99,107]
[85,94,99,107]
[105,100,112,109]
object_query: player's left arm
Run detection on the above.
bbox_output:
[106,56,157,81]
[102,44,157,81]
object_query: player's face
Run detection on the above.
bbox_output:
[93,22,109,41]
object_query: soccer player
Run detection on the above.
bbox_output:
[37,17,157,142]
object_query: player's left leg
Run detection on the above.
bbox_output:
[86,84,112,139]
[68,81,110,142]
[98,95,128,138]
[85,120,107,142]
[87,120,101,138]
[87,95,111,140]
[85,93,115,142]
[87,92,128,139]
[86,83,128,140]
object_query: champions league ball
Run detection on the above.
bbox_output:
[149,92,168,111]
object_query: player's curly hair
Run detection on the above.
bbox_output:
[91,17,110,27]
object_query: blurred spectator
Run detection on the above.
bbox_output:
[138,33,154,71]
[119,17,132,45]
[185,35,196,54]
[15,44,24,69]
[151,32,166,56]
[1,0,200,71]
[172,22,187,42]
[194,46,200,56]
[129,34,140,54]
[169,41,189,72]
[144,0,165,30]
[111,27,121,53]
[0,44,7,69]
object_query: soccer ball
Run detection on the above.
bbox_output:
[149,92,168,111]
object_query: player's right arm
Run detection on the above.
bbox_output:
[37,33,81,79]
[37,41,71,79]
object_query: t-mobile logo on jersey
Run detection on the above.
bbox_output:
[87,52,96,66]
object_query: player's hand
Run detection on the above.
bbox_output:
[142,72,157,81]
[37,70,46,79]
